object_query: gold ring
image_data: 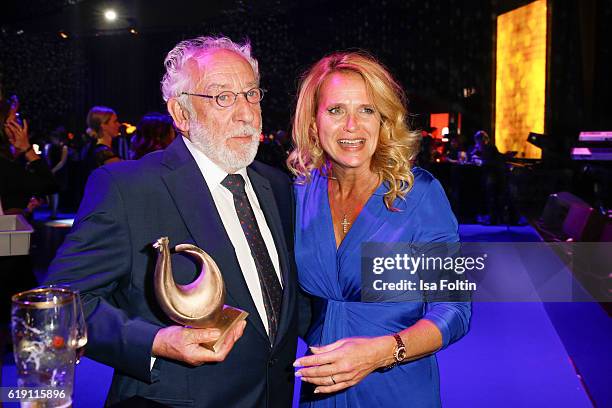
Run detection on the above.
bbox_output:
[330,375,336,385]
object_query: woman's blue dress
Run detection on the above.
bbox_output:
[295,167,471,408]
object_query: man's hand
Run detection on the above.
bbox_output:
[152,320,247,366]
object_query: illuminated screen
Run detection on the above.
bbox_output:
[495,0,547,158]
[429,113,461,139]
[430,113,449,139]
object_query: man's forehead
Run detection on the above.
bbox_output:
[187,49,256,89]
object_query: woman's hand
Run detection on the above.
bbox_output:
[294,335,395,394]
[4,119,39,161]
[4,118,31,153]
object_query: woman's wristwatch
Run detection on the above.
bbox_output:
[382,334,407,370]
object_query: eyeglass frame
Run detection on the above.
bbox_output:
[181,87,266,108]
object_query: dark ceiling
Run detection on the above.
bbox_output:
[2,0,538,37]
[1,0,294,36]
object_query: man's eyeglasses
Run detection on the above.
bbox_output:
[181,87,266,108]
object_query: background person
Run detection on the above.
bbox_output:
[83,105,121,170]
[0,97,58,216]
[43,126,70,218]
[130,112,176,159]
[0,95,58,357]
[469,130,509,224]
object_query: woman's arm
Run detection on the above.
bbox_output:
[293,318,445,394]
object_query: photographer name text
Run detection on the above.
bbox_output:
[372,279,476,291]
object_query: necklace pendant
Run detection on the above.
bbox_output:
[341,214,351,235]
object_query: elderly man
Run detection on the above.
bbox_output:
[46,36,298,407]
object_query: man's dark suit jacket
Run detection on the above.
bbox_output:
[46,137,298,407]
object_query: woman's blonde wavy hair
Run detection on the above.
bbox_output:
[287,51,420,210]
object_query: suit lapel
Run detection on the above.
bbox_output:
[160,138,268,341]
[247,168,293,347]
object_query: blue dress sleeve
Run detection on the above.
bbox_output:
[424,302,471,349]
[413,175,472,349]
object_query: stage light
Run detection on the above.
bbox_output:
[129,28,138,35]
[122,123,137,134]
[462,87,476,98]
[44,218,75,228]
[59,31,69,39]
[104,9,117,21]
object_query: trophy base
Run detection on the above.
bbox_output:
[201,305,249,352]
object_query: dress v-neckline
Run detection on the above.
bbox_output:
[324,176,383,253]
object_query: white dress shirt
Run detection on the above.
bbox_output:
[182,136,282,333]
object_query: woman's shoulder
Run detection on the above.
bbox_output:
[293,168,328,209]
[389,167,445,211]
[293,168,324,189]
[411,166,437,187]
[93,144,114,156]
[92,144,118,167]
[92,143,112,153]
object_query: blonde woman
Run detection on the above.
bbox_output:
[288,52,471,407]
[85,105,121,169]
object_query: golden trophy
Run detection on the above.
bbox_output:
[153,237,248,352]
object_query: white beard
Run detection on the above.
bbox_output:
[189,121,261,173]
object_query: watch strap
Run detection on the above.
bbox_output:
[382,334,405,370]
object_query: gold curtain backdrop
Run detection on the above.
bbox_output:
[495,0,547,159]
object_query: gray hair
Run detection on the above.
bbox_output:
[160,36,259,115]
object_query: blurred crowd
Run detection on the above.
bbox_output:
[417,128,520,226]
[0,101,181,218]
[0,94,515,224]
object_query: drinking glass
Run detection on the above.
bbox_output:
[11,286,87,408]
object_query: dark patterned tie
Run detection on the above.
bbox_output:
[221,174,282,343]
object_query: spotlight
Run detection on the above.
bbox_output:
[122,123,137,134]
[462,87,477,98]
[104,9,117,21]
[129,28,138,35]
[59,31,69,39]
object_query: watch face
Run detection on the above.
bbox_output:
[396,346,407,361]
